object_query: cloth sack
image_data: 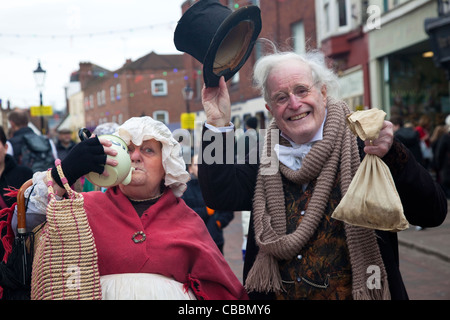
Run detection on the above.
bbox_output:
[331,108,408,231]
[31,160,102,299]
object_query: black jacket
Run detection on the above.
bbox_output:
[8,127,36,164]
[182,176,234,249]
[55,140,76,161]
[394,127,423,166]
[0,154,33,208]
[198,128,447,300]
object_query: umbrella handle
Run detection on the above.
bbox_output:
[17,179,33,235]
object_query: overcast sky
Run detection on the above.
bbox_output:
[0,0,185,112]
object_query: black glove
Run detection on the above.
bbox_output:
[51,137,107,187]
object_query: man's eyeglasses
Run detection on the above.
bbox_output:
[270,82,317,108]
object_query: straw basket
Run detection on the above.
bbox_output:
[31,160,102,300]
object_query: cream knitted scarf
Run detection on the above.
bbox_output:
[245,98,391,300]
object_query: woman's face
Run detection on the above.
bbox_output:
[119,139,165,199]
[265,59,327,145]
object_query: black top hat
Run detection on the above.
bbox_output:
[174,0,262,87]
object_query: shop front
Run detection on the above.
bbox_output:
[368,0,449,126]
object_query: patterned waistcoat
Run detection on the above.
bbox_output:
[276,173,353,300]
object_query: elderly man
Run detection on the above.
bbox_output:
[198,48,447,300]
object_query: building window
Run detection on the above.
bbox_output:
[89,95,94,109]
[101,90,106,105]
[337,0,348,27]
[116,84,121,100]
[153,110,169,124]
[292,21,305,54]
[151,79,168,96]
[324,1,330,33]
[110,86,115,102]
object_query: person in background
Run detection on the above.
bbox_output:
[435,115,450,198]
[7,110,34,162]
[430,118,449,181]
[182,154,234,254]
[390,115,424,166]
[55,128,76,160]
[415,114,432,169]
[7,110,57,172]
[0,126,33,209]
[235,116,259,163]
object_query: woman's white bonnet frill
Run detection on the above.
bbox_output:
[115,117,190,197]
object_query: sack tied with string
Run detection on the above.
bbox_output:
[331,108,409,232]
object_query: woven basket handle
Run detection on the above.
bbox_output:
[47,159,75,199]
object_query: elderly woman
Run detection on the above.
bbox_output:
[16,116,247,300]
[198,48,447,300]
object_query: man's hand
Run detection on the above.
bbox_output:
[201,76,231,127]
[364,120,394,158]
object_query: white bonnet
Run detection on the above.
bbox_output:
[115,116,190,197]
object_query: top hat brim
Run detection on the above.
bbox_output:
[203,5,261,87]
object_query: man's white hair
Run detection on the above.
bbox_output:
[252,41,340,107]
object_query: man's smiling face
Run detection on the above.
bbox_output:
[265,59,327,145]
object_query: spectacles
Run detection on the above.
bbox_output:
[270,82,317,108]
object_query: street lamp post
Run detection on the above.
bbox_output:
[182,83,194,151]
[182,83,194,113]
[33,61,46,134]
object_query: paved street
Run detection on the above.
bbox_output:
[223,211,245,283]
[399,245,450,300]
[223,209,450,300]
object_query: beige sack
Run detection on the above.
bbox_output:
[331,108,409,231]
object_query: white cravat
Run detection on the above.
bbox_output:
[274,143,314,171]
[275,110,327,171]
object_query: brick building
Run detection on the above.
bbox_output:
[79,51,186,131]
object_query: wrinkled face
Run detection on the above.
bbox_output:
[265,60,327,145]
[119,139,165,199]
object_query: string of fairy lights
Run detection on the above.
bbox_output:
[0,20,191,110]
[0,22,176,40]
[0,1,249,111]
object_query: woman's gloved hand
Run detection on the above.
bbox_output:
[51,136,108,187]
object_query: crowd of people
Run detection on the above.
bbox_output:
[0,45,448,300]
[391,112,450,199]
